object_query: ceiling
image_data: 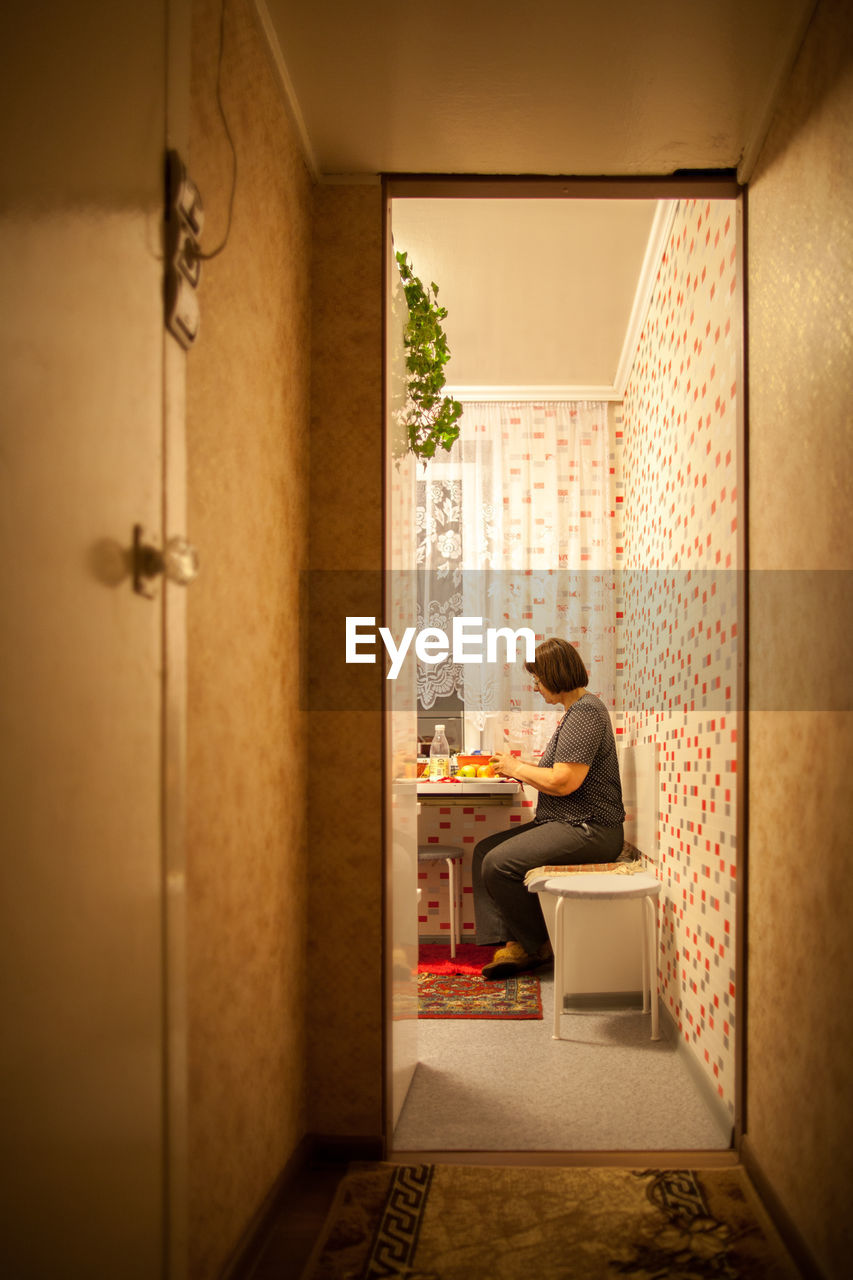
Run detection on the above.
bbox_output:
[259,0,815,180]
[391,197,667,394]
[257,0,814,392]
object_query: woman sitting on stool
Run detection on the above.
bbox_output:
[474,638,625,980]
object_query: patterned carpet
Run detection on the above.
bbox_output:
[303,1163,800,1280]
[418,971,543,1019]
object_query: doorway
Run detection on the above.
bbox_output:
[384,175,746,1158]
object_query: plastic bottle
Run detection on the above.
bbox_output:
[429,725,450,780]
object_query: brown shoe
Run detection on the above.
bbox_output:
[482,940,551,981]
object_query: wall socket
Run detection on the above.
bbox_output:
[165,150,204,350]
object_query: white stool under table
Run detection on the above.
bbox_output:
[532,872,662,1041]
[417,845,463,958]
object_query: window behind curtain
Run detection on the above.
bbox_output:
[416,401,618,758]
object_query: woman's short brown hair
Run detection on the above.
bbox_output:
[525,638,589,693]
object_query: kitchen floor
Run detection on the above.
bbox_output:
[392,969,732,1152]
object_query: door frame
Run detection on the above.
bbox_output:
[381,171,748,1160]
[163,0,191,1272]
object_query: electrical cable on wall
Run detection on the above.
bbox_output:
[196,0,237,260]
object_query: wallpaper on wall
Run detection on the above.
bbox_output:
[186,0,313,1274]
[745,0,853,1268]
[619,198,741,1118]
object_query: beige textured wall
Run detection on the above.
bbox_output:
[307,184,386,1139]
[186,1,314,1275]
[746,0,853,1273]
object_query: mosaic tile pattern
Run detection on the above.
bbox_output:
[619,198,741,1117]
[418,792,537,940]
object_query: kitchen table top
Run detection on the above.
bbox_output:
[412,778,521,795]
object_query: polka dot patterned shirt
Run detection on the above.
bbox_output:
[535,693,625,827]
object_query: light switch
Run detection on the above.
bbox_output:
[165,273,200,351]
[176,174,204,237]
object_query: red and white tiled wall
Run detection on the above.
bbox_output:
[618,197,741,1119]
[418,790,537,941]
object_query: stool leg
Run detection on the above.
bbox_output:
[644,895,660,1041]
[446,857,456,958]
[641,897,650,1014]
[552,896,565,1040]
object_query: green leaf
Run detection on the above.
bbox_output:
[395,250,463,460]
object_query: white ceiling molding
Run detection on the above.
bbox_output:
[612,199,678,398]
[445,386,624,403]
[252,0,320,182]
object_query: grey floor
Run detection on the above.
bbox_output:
[393,970,733,1152]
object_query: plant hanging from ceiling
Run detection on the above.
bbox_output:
[396,250,463,460]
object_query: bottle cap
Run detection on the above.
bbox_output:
[435,724,444,731]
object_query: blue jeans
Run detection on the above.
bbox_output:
[472,819,625,954]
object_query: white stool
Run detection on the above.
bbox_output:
[418,845,463,957]
[532,872,661,1040]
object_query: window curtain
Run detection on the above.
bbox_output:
[416,401,617,755]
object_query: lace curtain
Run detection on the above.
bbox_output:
[416,401,617,756]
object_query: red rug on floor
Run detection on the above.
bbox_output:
[418,971,542,1019]
[417,943,494,975]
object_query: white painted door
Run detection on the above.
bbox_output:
[0,3,186,1274]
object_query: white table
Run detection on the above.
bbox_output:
[414,779,521,796]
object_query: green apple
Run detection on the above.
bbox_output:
[457,764,477,777]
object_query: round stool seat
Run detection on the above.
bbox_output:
[537,871,661,900]
[418,844,463,862]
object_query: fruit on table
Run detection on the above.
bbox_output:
[457,765,477,777]
[477,763,497,777]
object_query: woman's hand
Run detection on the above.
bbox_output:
[490,754,590,795]
[489,752,520,779]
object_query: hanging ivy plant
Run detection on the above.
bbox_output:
[396,250,463,460]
